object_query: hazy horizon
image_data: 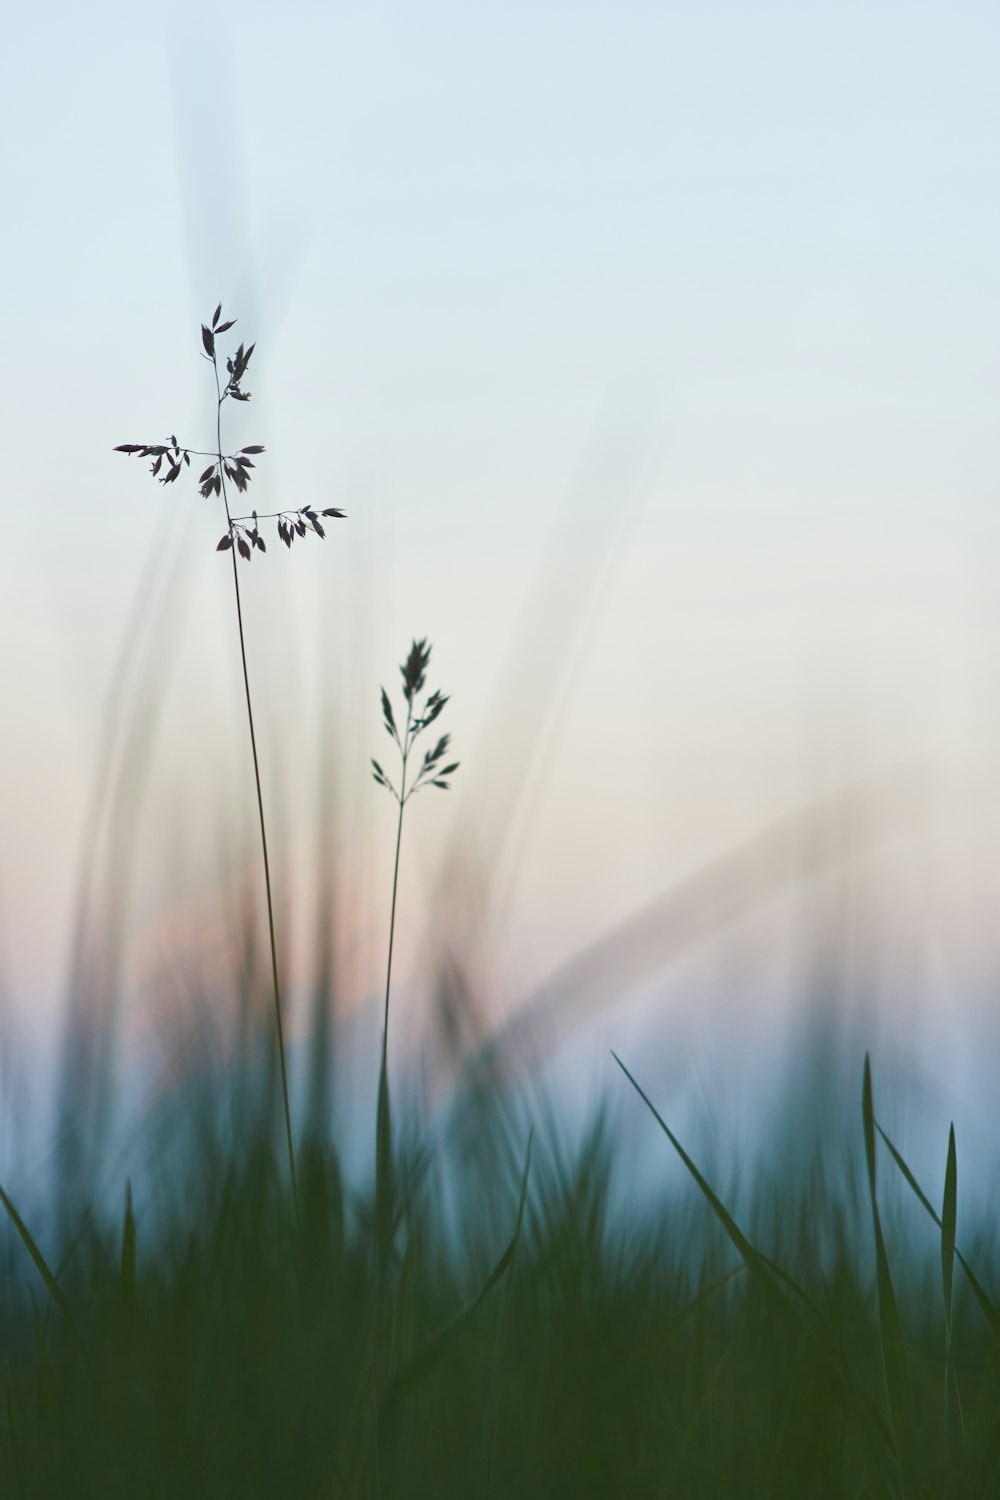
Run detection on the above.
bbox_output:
[4,0,1000,1180]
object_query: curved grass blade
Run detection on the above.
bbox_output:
[876,1119,1000,1349]
[617,1263,744,1386]
[612,1052,772,1276]
[381,1228,519,1417]
[41,1206,93,1341]
[862,1055,918,1500]
[385,1135,531,1426]
[0,1182,92,1379]
[612,1051,897,1481]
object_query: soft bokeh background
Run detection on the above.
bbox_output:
[4,1,1000,1191]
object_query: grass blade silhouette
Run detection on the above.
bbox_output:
[120,1178,136,1312]
[940,1124,964,1469]
[0,1183,92,1380]
[862,1055,918,1500]
[612,1049,898,1487]
[876,1119,1000,1347]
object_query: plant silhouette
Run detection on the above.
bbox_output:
[371,639,459,1270]
[115,306,348,1218]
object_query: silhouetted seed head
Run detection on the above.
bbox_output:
[114,308,348,560]
[373,642,460,805]
[401,639,431,702]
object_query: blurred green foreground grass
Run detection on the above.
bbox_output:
[1,1040,998,1500]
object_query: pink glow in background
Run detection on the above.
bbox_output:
[3,0,1000,1188]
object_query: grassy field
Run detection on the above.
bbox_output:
[1,1019,998,1499]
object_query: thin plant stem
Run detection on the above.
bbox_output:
[381,702,412,1073]
[374,701,411,1281]
[213,363,299,1223]
[371,641,456,1276]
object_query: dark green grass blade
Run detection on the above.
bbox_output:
[613,1049,844,1338]
[41,1208,93,1341]
[120,1178,136,1308]
[510,1131,532,1255]
[0,1182,90,1374]
[612,1051,897,1479]
[53,1207,92,1286]
[381,1229,519,1415]
[942,1126,957,1336]
[877,1119,1000,1348]
[485,1135,533,1497]
[940,1125,964,1464]
[611,1052,770,1274]
[862,1055,918,1500]
[384,1136,531,1420]
[617,1263,744,1385]
[374,1062,394,1279]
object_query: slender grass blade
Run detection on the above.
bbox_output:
[862,1055,918,1500]
[877,1118,1000,1348]
[120,1178,136,1310]
[0,1183,87,1370]
[612,1050,897,1483]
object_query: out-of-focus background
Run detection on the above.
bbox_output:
[3,1,1000,1198]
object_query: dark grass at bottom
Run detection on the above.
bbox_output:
[1,1107,995,1500]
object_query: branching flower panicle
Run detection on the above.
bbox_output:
[371,639,460,807]
[114,304,346,559]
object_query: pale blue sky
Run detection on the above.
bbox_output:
[3,0,1000,1120]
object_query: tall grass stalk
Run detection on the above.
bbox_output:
[371,639,459,1267]
[210,341,297,1221]
[114,306,346,1219]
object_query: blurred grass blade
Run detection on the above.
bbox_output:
[511,1130,532,1251]
[877,1117,1000,1348]
[0,1182,91,1376]
[941,1125,964,1460]
[618,1264,744,1385]
[382,1228,519,1416]
[120,1177,136,1309]
[611,1052,767,1274]
[485,1134,533,1497]
[612,1050,897,1480]
[45,1208,93,1339]
[942,1126,957,1334]
[614,1050,871,1355]
[374,1061,393,1280]
[384,1140,531,1422]
[862,1055,917,1500]
[876,1121,938,1221]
